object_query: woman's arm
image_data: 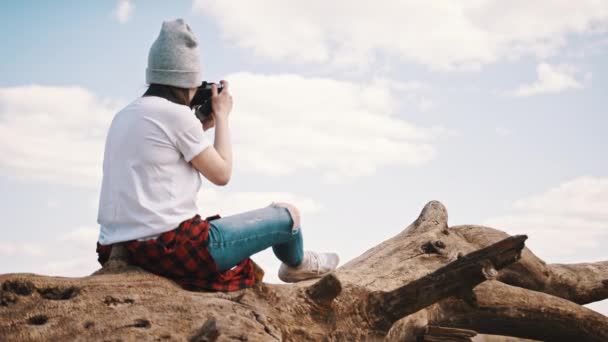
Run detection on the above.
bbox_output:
[190,80,233,186]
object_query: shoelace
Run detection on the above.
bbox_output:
[306,251,321,274]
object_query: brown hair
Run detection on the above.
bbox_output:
[143,84,192,107]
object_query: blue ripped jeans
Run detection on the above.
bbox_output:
[207,203,304,272]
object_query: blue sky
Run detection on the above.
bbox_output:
[1,1,607,314]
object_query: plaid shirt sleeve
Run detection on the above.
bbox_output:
[96,214,259,292]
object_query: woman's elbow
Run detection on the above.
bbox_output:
[214,173,231,186]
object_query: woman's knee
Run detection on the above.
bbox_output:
[271,202,301,231]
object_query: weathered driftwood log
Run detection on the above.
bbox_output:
[0,200,606,341]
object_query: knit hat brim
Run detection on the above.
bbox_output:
[146,67,201,89]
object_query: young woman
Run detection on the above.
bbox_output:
[96,18,339,291]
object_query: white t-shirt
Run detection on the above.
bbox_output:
[97,96,212,245]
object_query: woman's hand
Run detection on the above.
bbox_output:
[210,80,233,122]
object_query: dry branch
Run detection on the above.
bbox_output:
[431,280,608,342]
[454,224,608,304]
[366,235,527,331]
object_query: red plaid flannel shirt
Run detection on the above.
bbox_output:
[96,214,259,292]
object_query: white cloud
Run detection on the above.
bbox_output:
[59,226,99,247]
[570,36,608,58]
[484,176,608,261]
[45,259,98,277]
[373,78,435,112]
[197,188,322,218]
[495,127,511,137]
[511,176,608,220]
[46,199,60,209]
[114,0,134,24]
[0,242,45,257]
[224,72,443,183]
[192,0,608,71]
[512,63,585,97]
[0,85,119,187]
[0,226,99,277]
[0,79,438,186]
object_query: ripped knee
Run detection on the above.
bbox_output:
[271,202,301,232]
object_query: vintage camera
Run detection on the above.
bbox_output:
[190,81,224,122]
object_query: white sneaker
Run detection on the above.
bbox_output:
[278,251,340,283]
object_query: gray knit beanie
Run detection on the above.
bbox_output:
[146,18,202,89]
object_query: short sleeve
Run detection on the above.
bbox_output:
[174,123,213,162]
